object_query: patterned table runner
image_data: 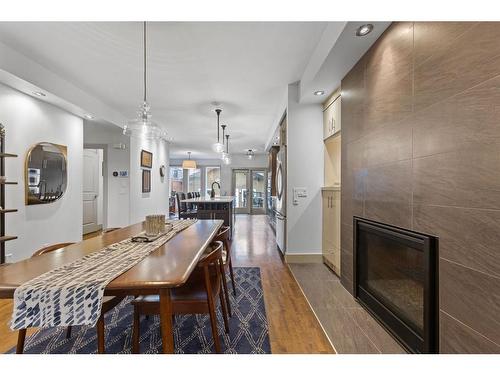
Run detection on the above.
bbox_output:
[11,219,197,331]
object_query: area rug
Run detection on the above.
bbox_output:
[6,267,270,354]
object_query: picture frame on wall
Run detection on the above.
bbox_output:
[142,169,151,193]
[140,149,153,168]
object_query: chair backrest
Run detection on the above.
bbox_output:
[176,192,187,216]
[198,241,224,298]
[186,192,194,210]
[32,242,76,257]
[214,226,231,260]
[195,192,200,198]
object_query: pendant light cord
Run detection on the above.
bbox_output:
[226,134,230,153]
[143,21,147,103]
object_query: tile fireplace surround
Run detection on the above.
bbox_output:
[341,22,500,353]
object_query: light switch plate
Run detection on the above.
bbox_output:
[293,187,308,205]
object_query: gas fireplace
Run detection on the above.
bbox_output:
[353,217,439,353]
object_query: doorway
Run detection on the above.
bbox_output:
[232,169,267,214]
[83,148,104,235]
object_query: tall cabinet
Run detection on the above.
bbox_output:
[322,89,341,276]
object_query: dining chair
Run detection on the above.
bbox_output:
[176,192,196,219]
[212,226,236,316]
[16,242,124,354]
[131,241,230,354]
[186,192,194,211]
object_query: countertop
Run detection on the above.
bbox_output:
[321,186,341,191]
[180,196,235,203]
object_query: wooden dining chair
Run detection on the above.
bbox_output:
[212,226,236,316]
[16,242,123,354]
[131,241,230,354]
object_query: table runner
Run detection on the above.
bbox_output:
[11,219,197,331]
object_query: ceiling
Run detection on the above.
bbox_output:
[0,22,332,158]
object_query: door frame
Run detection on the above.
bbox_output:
[231,168,268,215]
[84,144,108,232]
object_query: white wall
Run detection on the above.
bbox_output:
[129,136,170,223]
[286,83,324,255]
[170,154,268,196]
[83,122,130,228]
[0,83,83,262]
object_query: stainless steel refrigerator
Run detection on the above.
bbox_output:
[275,147,286,254]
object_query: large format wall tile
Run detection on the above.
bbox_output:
[364,22,413,132]
[364,160,412,229]
[413,204,500,277]
[413,145,500,210]
[342,57,366,144]
[414,22,500,112]
[440,311,500,353]
[413,22,479,67]
[340,22,500,353]
[412,75,500,159]
[440,259,500,345]
[363,119,412,168]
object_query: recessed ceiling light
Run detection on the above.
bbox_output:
[356,24,374,37]
[314,90,325,96]
[84,114,94,120]
[33,91,46,97]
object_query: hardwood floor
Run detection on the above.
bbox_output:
[0,215,333,354]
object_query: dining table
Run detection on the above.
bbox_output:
[0,219,223,354]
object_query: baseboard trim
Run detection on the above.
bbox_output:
[284,253,323,264]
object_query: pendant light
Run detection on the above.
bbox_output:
[182,151,197,169]
[223,134,231,165]
[123,21,167,140]
[212,108,224,153]
[220,124,228,160]
[246,149,255,160]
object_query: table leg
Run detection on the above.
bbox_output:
[159,288,174,354]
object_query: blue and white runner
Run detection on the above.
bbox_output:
[11,219,197,331]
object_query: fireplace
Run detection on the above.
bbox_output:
[353,217,439,353]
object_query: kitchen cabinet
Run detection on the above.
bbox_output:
[322,188,341,276]
[323,93,341,140]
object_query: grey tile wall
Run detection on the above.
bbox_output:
[340,22,500,353]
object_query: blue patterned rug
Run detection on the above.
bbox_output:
[7,267,270,354]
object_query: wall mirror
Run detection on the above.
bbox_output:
[25,142,67,205]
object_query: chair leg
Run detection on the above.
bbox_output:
[221,267,232,317]
[97,315,105,354]
[207,298,222,353]
[66,326,72,339]
[16,329,26,354]
[219,291,230,334]
[132,308,140,354]
[228,257,236,296]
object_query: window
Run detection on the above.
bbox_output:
[187,168,201,193]
[205,166,221,196]
[169,167,183,197]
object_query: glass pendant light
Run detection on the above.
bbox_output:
[223,134,231,165]
[123,22,167,140]
[246,149,254,160]
[212,108,224,153]
[182,151,197,169]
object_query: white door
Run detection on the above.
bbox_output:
[83,149,102,234]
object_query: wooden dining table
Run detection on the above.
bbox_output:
[0,219,223,354]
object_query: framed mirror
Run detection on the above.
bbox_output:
[25,142,67,205]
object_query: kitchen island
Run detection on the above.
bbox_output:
[180,196,235,239]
